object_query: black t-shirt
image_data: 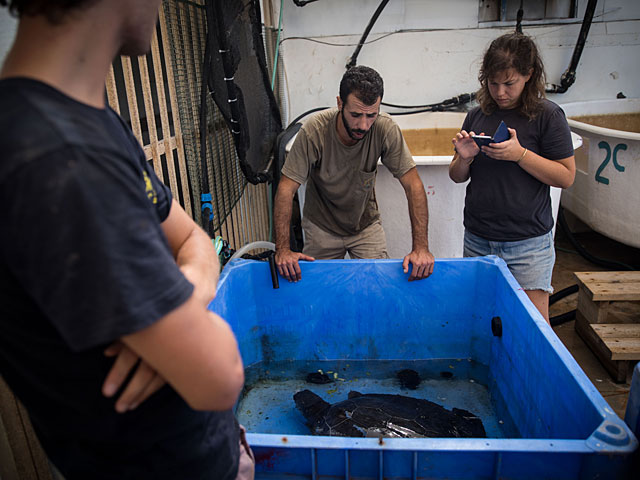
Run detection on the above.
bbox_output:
[461,99,574,241]
[0,78,239,479]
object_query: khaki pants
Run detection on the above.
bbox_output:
[302,217,389,259]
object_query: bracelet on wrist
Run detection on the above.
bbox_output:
[516,148,528,164]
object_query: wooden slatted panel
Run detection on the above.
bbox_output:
[137,54,163,183]
[219,182,271,249]
[105,7,194,218]
[158,6,192,218]
[120,57,144,145]
[149,26,179,201]
[141,137,178,160]
[591,324,640,360]
[575,271,640,284]
[241,186,256,243]
[588,282,640,301]
[575,272,640,301]
[106,66,119,115]
[576,286,610,324]
[592,324,640,338]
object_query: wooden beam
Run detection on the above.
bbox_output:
[575,313,629,382]
[576,286,609,324]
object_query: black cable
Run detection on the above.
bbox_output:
[558,207,638,271]
[294,0,476,114]
[292,0,320,6]
[382,92,476,110]
[285,97,468,125]
[383,101,444,109]
[287,106,329,128]
[385,93,476,115]
[287,94,474,126]
[515,0,524,34]
[345,0,390,70]
[549,285,578,327]
[546,0,598,94]
[549,285,578,326]
[289,95,474,124]
[550,284,579,305]
[550,310,576,327]
[387,104,461,116]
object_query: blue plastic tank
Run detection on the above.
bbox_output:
[209,257,637,479]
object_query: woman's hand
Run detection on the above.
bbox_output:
[481,127,525,162]
[449,130,482,183]
[452,130,480,161]
[482,127,576,188]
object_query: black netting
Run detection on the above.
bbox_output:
[204,0,282,185]
[163,0,281,234]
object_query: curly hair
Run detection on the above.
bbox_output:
[476,32,546,120]
[339,65,384,106]
[0,0,97,23]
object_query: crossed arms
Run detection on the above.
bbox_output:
[103,199,244,412]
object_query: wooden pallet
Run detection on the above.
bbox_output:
[574,271,640,382]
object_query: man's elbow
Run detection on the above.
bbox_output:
[186,362,245,411]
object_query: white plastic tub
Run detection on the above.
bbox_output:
[559,98,640,248]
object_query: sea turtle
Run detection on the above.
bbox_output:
[294,390,486,438]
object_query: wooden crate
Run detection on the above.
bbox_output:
[574,271,640,382]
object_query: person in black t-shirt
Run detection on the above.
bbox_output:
[0,1,253,479]
[449,33,576,323]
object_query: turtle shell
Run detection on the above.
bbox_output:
[294,390,486,438]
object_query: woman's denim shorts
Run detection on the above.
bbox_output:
[463,229,555,293]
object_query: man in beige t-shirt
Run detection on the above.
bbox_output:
[274,66,434,282]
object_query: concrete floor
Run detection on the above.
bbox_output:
[550,211,640,420]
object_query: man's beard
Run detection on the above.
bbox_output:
[341,109,368,142]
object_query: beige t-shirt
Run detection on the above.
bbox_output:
[282,108,415,236]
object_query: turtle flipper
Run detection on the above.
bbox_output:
[452,407,487,437]
[294,390,331,422]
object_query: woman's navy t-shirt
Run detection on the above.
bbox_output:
[461,99,574,241]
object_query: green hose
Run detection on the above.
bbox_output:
[270,0,284,90]
[269,0,285,242]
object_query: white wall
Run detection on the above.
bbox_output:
[0,10,18,67]
[273,0,640,122]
